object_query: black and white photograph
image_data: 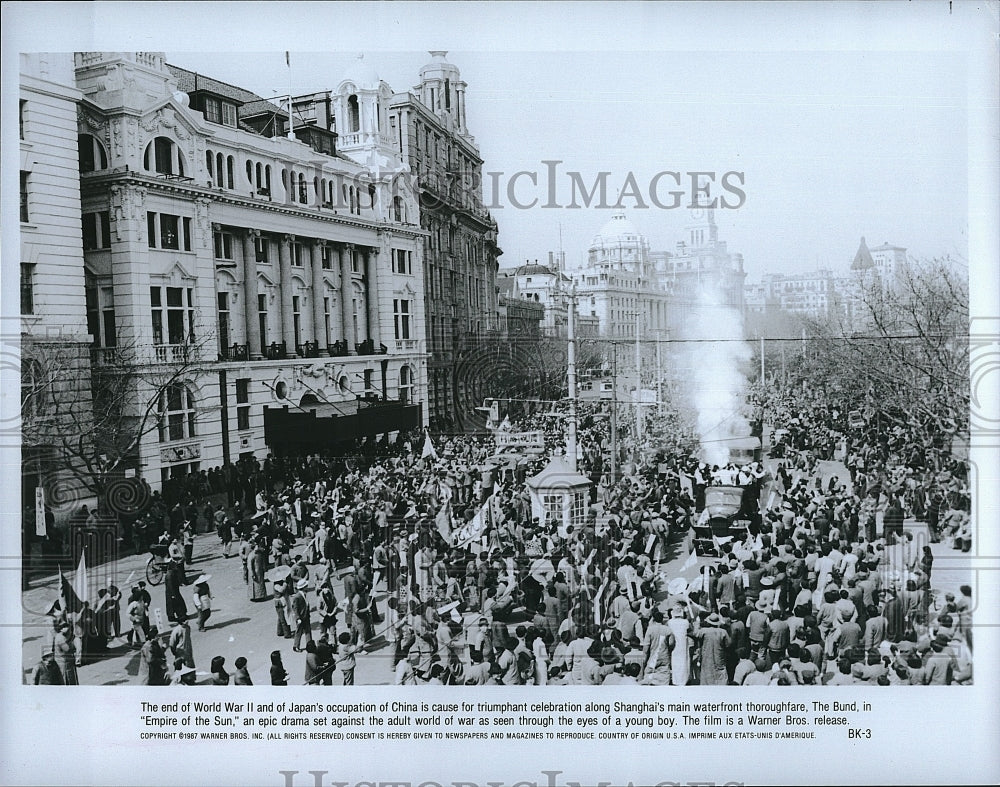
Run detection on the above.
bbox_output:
[2,2,998,786]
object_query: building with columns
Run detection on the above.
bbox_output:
[570,211,673,343]
[22,51,428,507]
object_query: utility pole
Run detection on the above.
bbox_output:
[566,282,578,471]
[760,335,765,383]
[610,342,618,480]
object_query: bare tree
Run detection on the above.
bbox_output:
[21,331,210,510]
[805,256,969,439]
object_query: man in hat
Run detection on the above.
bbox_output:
[694,613,730,685]
[168,617,194,669]
[747,598,771,659]
[291,578,313,652]
[140,626,167,685]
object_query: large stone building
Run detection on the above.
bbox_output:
[19,53,94,528]
[571,211,674,343]
[20,51,428,519]
[385,52,502,431]
[650,208,746,314]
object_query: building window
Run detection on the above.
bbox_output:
[151,285,195,345]
[158,382,196,443]
[393,299,411,340]
[347,95,360,132]
[257,293,268,355]
[87,285,117,347]
[78,134,108,173]
[214,230,234,261]
[143,136,186,177]
[292,295,302,346]
[82,211,112,251]
[392,249,412,275]
[321,245,332,270]
[19,100,26,139]
[217,292,230,351]
[323,296,332,344]
[236,377,250,431]
[291,242,304,267]
[350,248,360,273]
[399,365,413,405]
[20,171,29,223]
[297,172,308,204]
[202,96,238,128]
[20,264,34,315]
[255,235,270,264]
[147,212,192,251]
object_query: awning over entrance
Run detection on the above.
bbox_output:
[263,400,421,455]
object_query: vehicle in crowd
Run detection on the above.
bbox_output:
[693,485,752,556]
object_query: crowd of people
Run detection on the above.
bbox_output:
[31,381,974,687]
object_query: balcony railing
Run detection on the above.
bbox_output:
[264,341,288,361]
[296,341,320,358]
[328,340,349,357]
[154,343,191,363]
[395,339,420,352]
[355,339,389,356]
[220,343,249,362]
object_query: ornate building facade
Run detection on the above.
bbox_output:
[21,51,428,517]
[386,52,502,431]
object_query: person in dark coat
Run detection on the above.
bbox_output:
[233,656,253,685]
[270,650,289,686]
[32,650,64,684]
[292,579,313,651]
[303,641,321,685]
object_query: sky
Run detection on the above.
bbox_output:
[164,45,968,281]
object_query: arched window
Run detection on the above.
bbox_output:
[226,155,234,190]
[215,153,224,187]
[158,382,196,443]
[246,159,254,184]
[398,365,413,405]
[300,393,320,408]
[347,95,360,133]
[78,134,108,172]
[143,136,186,177]
[298,172,308,204]
[206,150,215,180]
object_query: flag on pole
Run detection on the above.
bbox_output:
[72,549,89,607]
[681,549,698,572]
[422,431,438,460]
[58,566,83,614]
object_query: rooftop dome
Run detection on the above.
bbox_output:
[340,53,380,91]
[592,210,642,247]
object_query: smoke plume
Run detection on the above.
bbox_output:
[676,279,751,466]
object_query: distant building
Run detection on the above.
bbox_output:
[652,208,746,314]
[571,211,673,341]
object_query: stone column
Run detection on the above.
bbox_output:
[340,244,355,353]
[278,234,295,352]
[311,240,327,352]
[240,228,262,359]
[365,246,381,347]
